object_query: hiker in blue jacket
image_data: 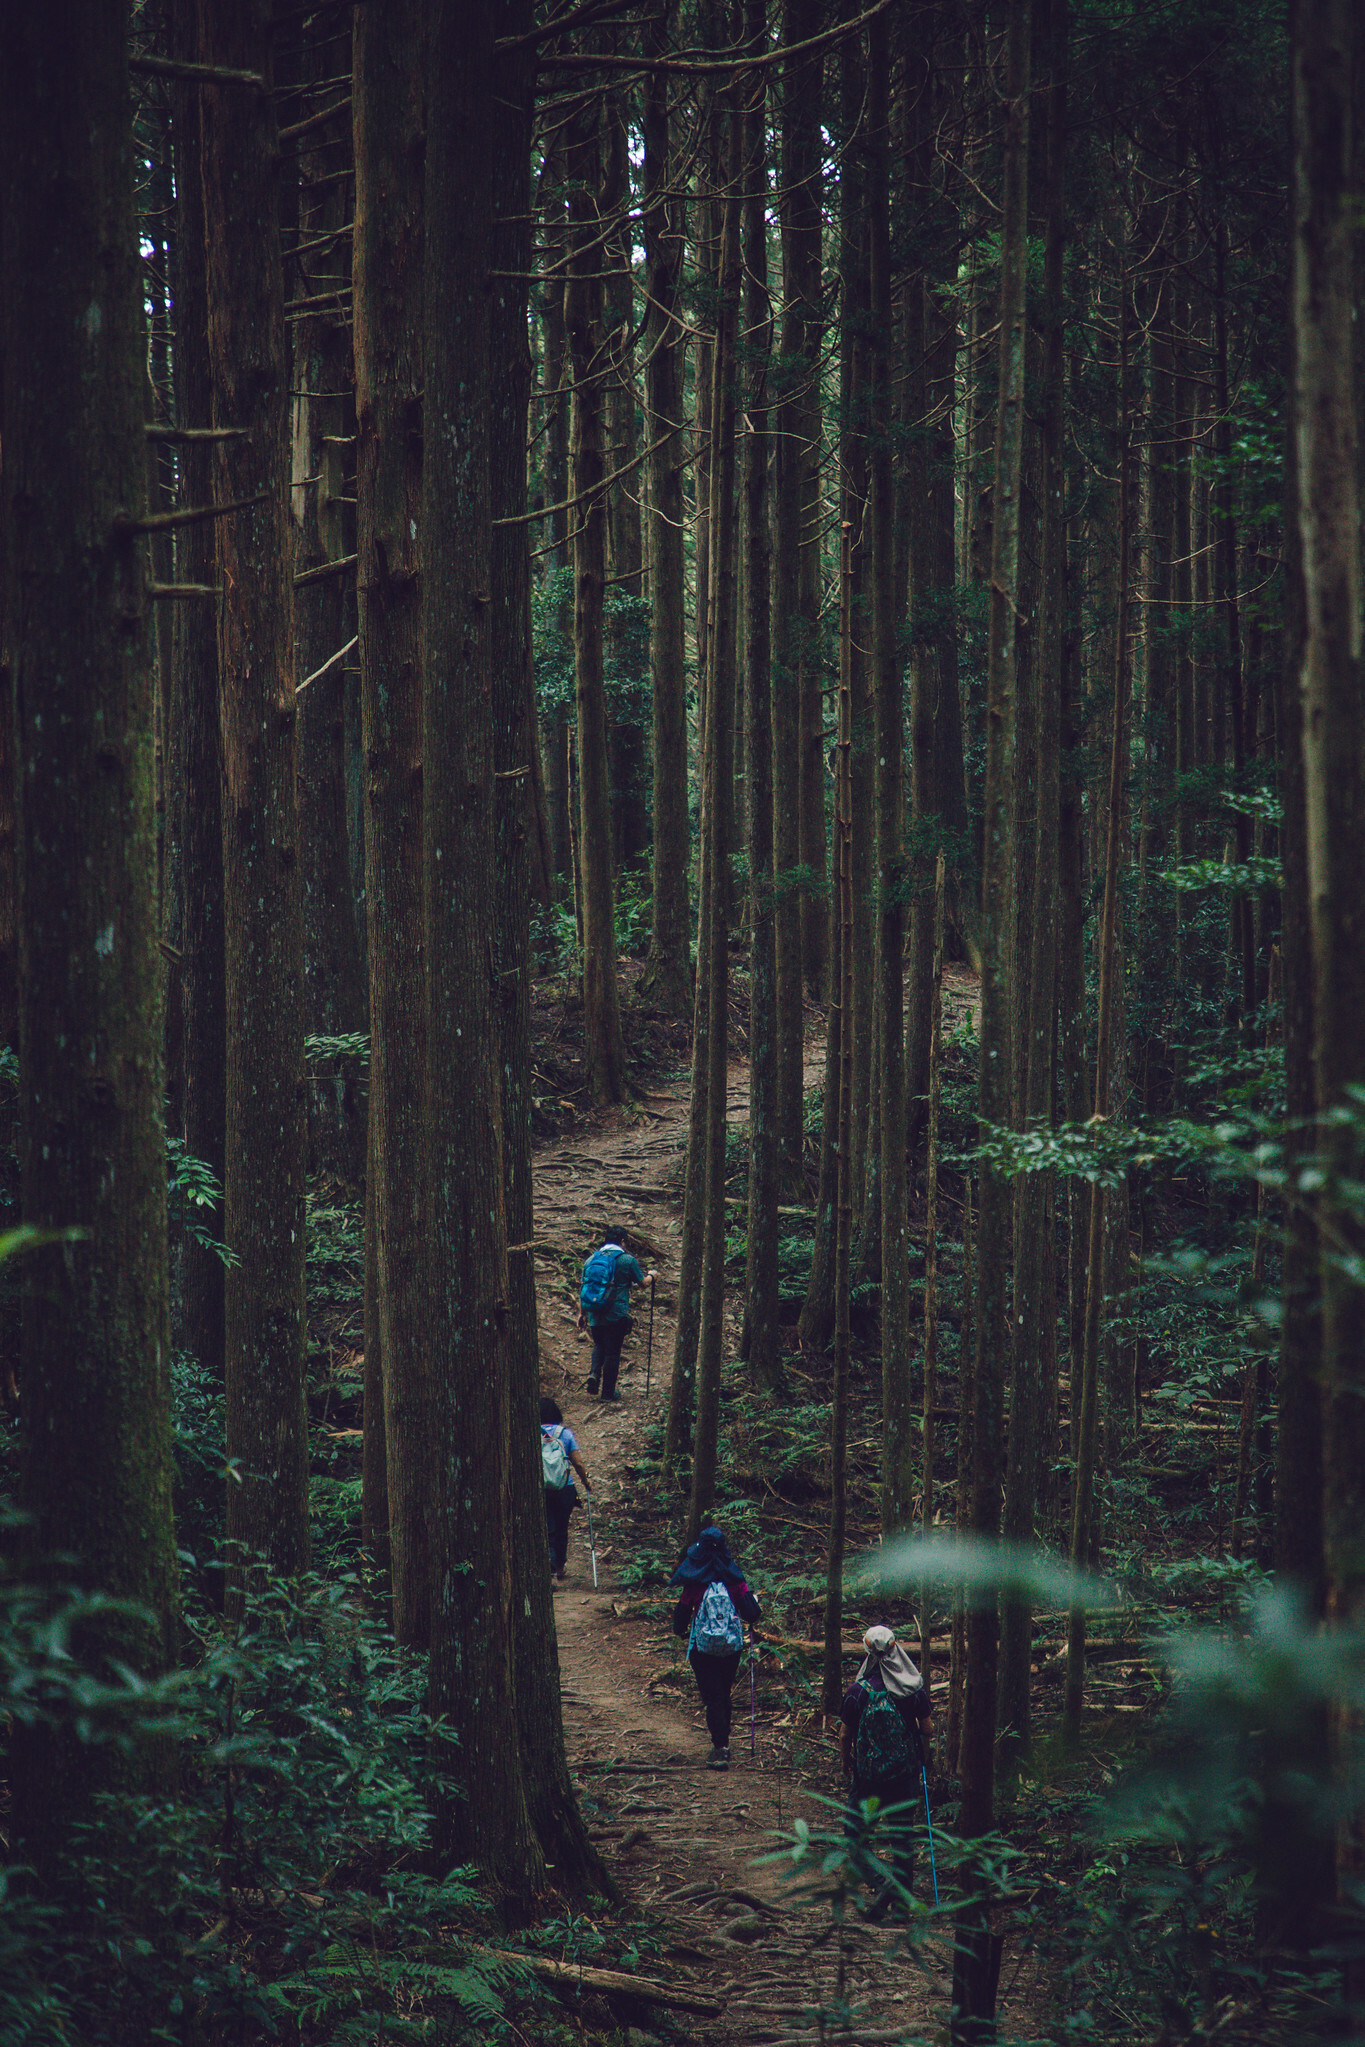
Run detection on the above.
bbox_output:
[540,1396,591,1582]
[840,1625,933,1916]
[577,1229,654,1401]
[670,1525,762,1770]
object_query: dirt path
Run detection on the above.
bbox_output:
[531,1059,953,2045]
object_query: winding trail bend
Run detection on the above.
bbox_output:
[531,1055,953,2046]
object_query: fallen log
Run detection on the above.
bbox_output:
[489,1951,721,2016]
[753,1626,952,1660]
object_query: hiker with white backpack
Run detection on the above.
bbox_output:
[540,1396,592,1583]
[839,1624,934,1917]
[669,1525,763,1770]
[577,1229,654,1402]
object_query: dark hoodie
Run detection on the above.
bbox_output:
[669,1526,762,1637]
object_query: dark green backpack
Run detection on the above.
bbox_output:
[853,1683,914,1790]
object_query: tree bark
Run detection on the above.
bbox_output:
[293,14,366,1186]
[953,3,1031,2032]
[687,72,742,1537]
[1269,148,1330,1957]
[773,0,822,1181]
[920,853,946,1677]
[838,7,874,1238]
[172,0,226,1397]
[354,0,430,1645]
[743,0,781,1395]
[790,15,828,1005]
[1288,0,1365,1982]
[999,0,1066,1772]
[489,11,612,1893]
[422,0,542,1906]
[201,0,311,1591]
[602,86,649,875]
[823,520,855,1714]
[642,19,693,1018]
[4,0,179,1872]
[1064,243,1133,1750]
[566,96,629,1106]
[869,7,912,1536]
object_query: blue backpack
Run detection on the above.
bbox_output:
[691,1579,744,1656]
[580,1247,621,1312]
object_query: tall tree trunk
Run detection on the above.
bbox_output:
[1269,167,1330,1956]
[839,7,874,1236]
[422,0,541,1907]
[953,3,1031,2032]
[999,0,1066,1772]
[948,1172,973,1772]
[4,0,178,1873]
[920,852,946,1679]
[172,0,226,1396]
[903,11,972,1141]
[743,0,781,1394]
[1289,0,1365,1984]
[642,20,693,1019]
[293,15,366,1186]
[773,0,821,1184]
[1064,245,1133,1749]
[566,95,628,1105]
[489,13,611,1893]
[687,73,742,1538]
[354,0,429,1645]
[870,7,912,1536]
[602,85,649,873]
[823,519,856,1714]
[539,194,573,891]
[201,0,311,1590]
[792,15,828,1004]
[1213,217,1256,1037]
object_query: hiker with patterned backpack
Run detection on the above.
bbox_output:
[540,1396,592,1582]
[577,1228,654,1401]
[840,1624,934,1917]
[669,1525,763,1770]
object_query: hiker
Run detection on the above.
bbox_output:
[540,1396,591,1583]
[670,1525,763,1770]
[840,1624,933,1917]
[577,1229,655,1401]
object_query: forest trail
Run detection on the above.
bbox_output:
[530,1045,954,2045]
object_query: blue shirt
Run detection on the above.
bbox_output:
[584,1245,645,1325]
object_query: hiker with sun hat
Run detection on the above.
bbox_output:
[840,1624,934,1917]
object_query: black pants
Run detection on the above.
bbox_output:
[689,1646,741,1747]
[846,1771,918,1893]
[588,1315,632,1396]
[544,1484,576,1571]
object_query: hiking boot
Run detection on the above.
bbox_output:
[586,1379,600,1398]
[601,1389,622,1402]
[707,1745,730,1770]
[554,1568,567,1583]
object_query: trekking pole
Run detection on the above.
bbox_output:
[645,1275,655,1399]
[921,1758,939,1906]
[748,1626,756,1754]
[586,1490,599,1589]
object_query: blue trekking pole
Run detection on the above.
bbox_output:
[748,1626,756,1754]
[921,1756,939,1906]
